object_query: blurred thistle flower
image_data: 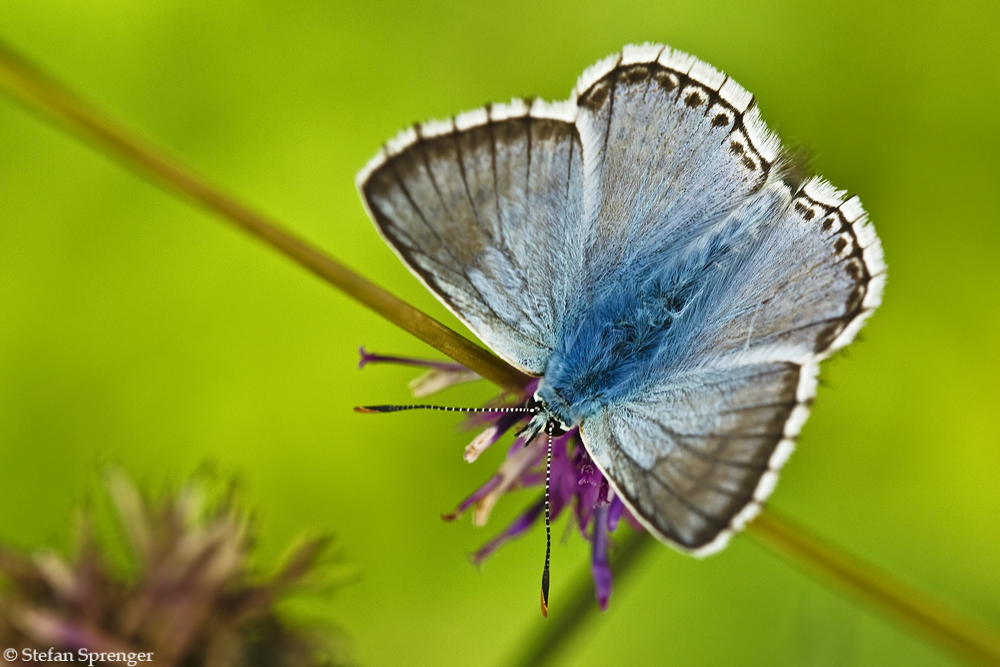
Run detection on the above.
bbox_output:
[359,348,642,611]
[0,471,352,666]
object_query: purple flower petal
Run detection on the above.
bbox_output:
[409,368,482,397]
[597,478,610,505]
[442,474,502,521]
[472,437,545,526]
[357,346,469,371]
[574,451,605,532]
[590,504,612,611]
[464,411,526,462]
[578,460,601,487]
[607,495,626,532]
[470,498,544,567]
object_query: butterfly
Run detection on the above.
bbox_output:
[356,43,885,563]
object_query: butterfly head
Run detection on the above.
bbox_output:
[516,392,569,443]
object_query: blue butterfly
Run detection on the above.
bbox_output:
[356,44,885,559]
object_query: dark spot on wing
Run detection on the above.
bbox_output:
[794,201,816,221]
[821,216,836,231]
[815,323,844,351]
[845,286,865,312]
[742,156,756,171]
[652,69,677,92]
[730,141,745,156]
[685,91,703,108]
[845,258,864,280]
[621,64,652,85]
[834,237,848,254]
[578,78,612,110]
[712,113,730,127]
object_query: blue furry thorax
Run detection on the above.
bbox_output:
[531,180,781,427]
[537,264,701,425]
[535,210,755,426]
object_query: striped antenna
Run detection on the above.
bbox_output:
[354,404,538,414]
[540,423,554,617]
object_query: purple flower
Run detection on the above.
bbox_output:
[358,347,480,397]
[359,348,644,611]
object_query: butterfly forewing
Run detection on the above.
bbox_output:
[358,103,586,375]
[574,45,778,286]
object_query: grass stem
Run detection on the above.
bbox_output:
[0,38,529,394]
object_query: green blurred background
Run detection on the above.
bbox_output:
[1,1,998,665]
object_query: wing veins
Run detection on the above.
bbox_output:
[601,75,617,158]
[565,134,575,199]
[742,314,847,350]
[449,127,536,287]
[486,116,506,248]
[645,469,730,528]
[651,422,770,471]
[610,425,742,531]
[389,156,549,348]
[655,455,750,498]
[718,400,797,415]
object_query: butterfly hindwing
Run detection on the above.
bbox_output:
[581,360,803,553]
[357,100,586,374]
